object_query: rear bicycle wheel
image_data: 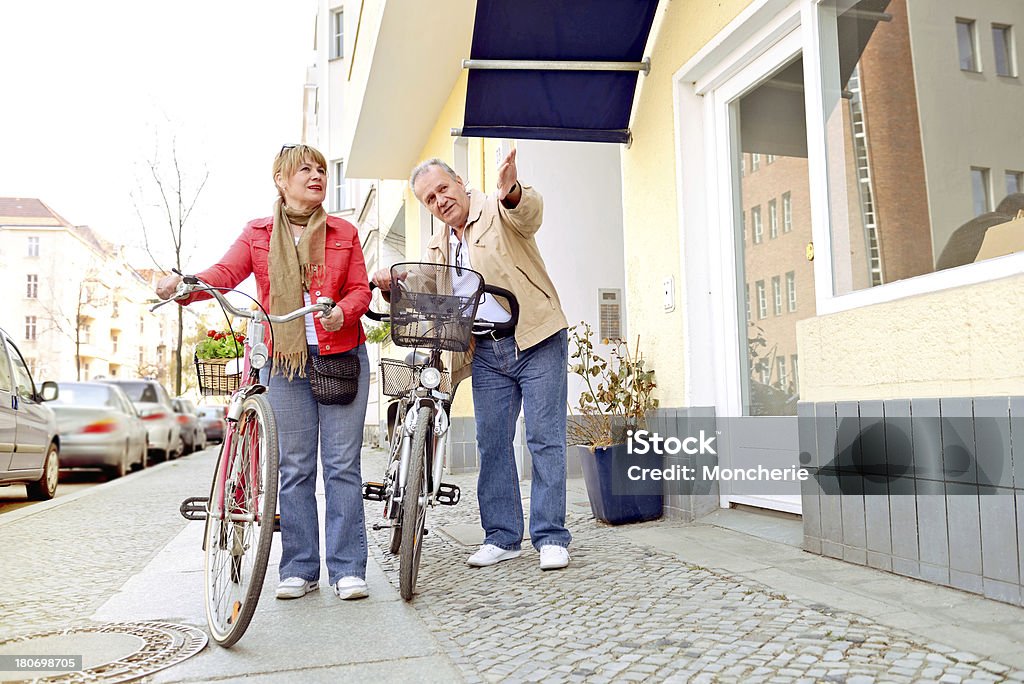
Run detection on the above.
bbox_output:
[203,394,279,647]
[399,405,433,600]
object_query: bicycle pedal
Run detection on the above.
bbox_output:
[179,496,209,521]
[273,513,281,533]
[362,481,386,502]
[436,483,461,506]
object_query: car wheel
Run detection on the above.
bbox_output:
[135,443,148,471]
[107,442,130,480]
[27,443,59,501]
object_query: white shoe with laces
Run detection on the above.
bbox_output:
[276,577,318,599]
[539,545,570,570]
[334,576,369,600]
[466,544,522,567]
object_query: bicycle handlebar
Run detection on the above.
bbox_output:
[151,273,335,323]
[364,281,519,335]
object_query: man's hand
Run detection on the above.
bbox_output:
[371,268,392,291]
[155,273,183,300]
[496,147,520,203]
[316,305,345,332]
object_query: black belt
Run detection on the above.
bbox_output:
[473,327,514,341]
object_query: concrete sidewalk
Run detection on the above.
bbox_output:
[1,445,1023,682]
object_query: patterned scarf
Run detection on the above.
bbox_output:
[268,198,326,379]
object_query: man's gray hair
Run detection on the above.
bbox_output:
[409,158,457,191]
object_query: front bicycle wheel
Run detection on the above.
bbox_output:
[203,394,279,647]
[399,405,432,600]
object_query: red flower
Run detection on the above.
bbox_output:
[207,330,216,338]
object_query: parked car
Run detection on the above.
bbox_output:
[99,379,182,462]
[197,404,227,444]
[172,397,206,454]
[0,328,60,500]
[48,382,148,477]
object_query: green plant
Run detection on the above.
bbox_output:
[195,328,245,360]
[364,322,391,344]
[567,321,658,448]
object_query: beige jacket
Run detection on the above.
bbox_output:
[423,185,568,383]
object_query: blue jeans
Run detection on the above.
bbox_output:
[471,329,571,550]
[260,345,369,585]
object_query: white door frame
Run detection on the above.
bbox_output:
[674,0,812,513]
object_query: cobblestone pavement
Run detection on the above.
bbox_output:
[361,448,1023,684]
[0,454,204,642]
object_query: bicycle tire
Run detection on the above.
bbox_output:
[399,404,432,600]
[203,394,279,647]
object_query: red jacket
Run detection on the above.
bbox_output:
[183,214,371,356]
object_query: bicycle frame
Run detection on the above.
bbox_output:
[388,350,451,515]
[163,276,334,528]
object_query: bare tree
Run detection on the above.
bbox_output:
[39,271,109,381]
[132,136,209,396]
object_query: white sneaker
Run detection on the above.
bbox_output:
[539,545,570,570]
[466,544,522,567]
[276,577,318,599]
[334,576,369,600]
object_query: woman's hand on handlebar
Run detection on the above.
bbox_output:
[155,273,184,300]
[316,305,345,332]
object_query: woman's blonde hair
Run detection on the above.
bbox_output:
[273,144,329,197]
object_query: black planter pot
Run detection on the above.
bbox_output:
[575,443,663,525]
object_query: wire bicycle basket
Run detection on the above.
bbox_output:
[379,358,453,397]
[388,262,484,352]
[195,354,242,396]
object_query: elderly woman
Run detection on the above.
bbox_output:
[156,144,372,600]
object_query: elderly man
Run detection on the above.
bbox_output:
[373,148,571,570]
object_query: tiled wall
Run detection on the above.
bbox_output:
[648,407,720,522]
[799,397,1024,607]
[446,415,586,480]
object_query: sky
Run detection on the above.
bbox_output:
[0,0,316,272]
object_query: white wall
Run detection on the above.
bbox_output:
[514,139,627,408]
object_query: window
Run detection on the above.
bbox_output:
[739,153,746,177]
[752,206,763,244]
[0,343,11,392]
[816,0,1024,299]
[332,160,347,211]
[109,364,120,378]
[957,19,979,72]
[25,316,36,341]
[82,323,91,344]
[1006,170,1023,196]
[331,9,344,59]
[782,192,792,233]
[111,333,119,355]
[138,346,144,366]
[82,361,90,379]
[777,356,788,390]
[26,274,38,299]
[745,284,751,321]
[993,24,1015,77]
[112,299,119,317]
[971,167,992,216]
[756,280,767,319]
[760,365,771,385]
[766,154,776,164]
[741,210,746,242]
[772,276,782,316]
[768,199,778,239]
[751,153,761,171]
[7,339,36,401]
[791,354,799,392]
[27,236,39,257]
[786,271,797,312]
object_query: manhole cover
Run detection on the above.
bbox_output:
[0,622,207,683]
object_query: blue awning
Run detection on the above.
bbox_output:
[459,0,659,144]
